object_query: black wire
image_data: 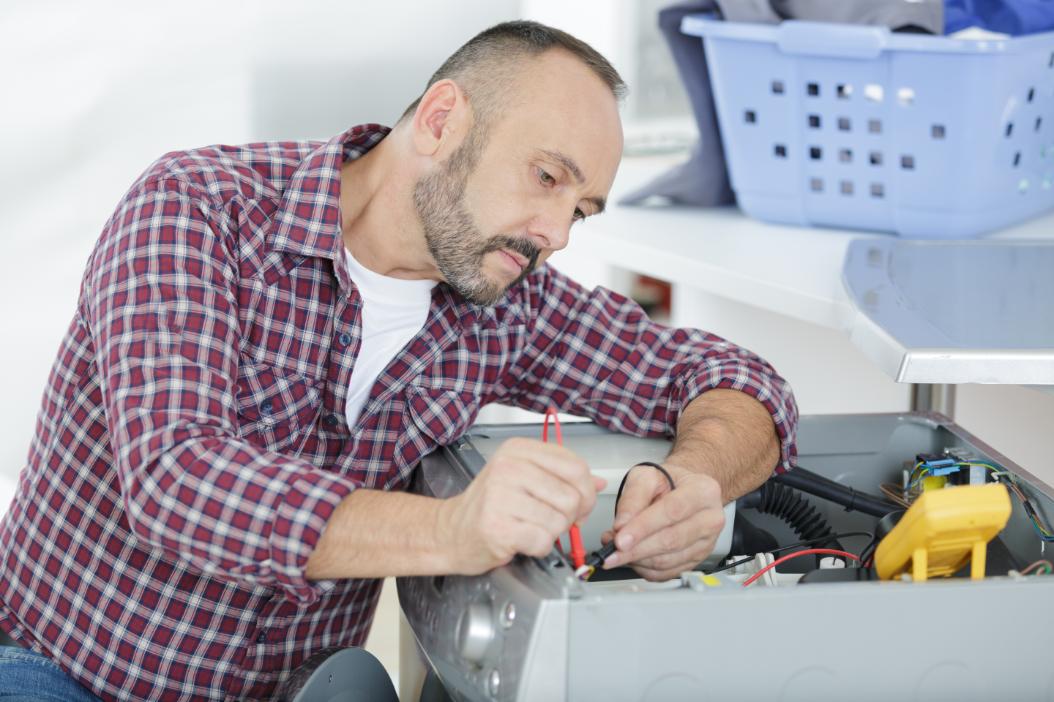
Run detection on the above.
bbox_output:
[615,461,677,511]
[857,535,880,567]
[776,466,900,518]
[705,530,874,575]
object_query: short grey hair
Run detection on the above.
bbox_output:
[399,20,626,129]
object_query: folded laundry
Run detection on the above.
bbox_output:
[716,0,942,33]
[620,0,942,209]
[945,0,1054,36]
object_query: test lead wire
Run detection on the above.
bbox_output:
[543,408,587,570]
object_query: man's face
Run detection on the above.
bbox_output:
[413,126,533,307]
[413,50,623,307]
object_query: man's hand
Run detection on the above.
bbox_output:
[600,464,725,581]
[437,437,605,575]
[595,388,781,582]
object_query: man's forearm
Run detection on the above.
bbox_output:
[305,489,455,580]
[664,389,780,502]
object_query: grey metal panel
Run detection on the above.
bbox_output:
[399,415,1054,702]
[566,577,1054,701]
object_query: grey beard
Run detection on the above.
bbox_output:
[413,137,539,306]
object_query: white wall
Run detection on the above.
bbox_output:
[0,0,520,491]
[0,2,523,685]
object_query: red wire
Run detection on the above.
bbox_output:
[543,408,585,569]
[741,548,859,587]
[541,407,563,445]
[568,524,586,569]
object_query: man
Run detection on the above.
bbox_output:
[0,20,797,701]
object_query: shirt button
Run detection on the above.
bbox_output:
[256,631,267,644]
[338,332,352,347]
[324,413,340,427]
[260,400,274,416]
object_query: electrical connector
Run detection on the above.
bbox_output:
[576,541,617,580]
[916,453,954,466]
[929,465,961,478]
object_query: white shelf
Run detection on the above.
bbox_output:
[571,155,1054,386]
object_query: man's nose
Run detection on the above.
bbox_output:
[527,211,572,253]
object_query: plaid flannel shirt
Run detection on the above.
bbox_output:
[0,125,797,700]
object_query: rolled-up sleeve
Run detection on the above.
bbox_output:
[84,171,358,604]
[498,265,798,474]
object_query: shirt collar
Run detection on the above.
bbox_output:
[271,124,391,262]
[270,123,525,329]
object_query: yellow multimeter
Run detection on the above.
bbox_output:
[874,483,1011,582]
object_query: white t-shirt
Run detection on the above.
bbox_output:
[342,246,436,428]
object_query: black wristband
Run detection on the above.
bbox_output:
[614,461,677,514]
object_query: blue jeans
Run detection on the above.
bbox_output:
[0,645,102,701]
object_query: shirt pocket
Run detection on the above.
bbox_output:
[235,361,321,454]
[404,384,480,448]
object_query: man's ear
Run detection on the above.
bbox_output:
[411,79,470,158]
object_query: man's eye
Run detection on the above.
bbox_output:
[538,168,555,186]
[573,208,585,221]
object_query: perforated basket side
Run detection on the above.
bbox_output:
[683,16,1054,237]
